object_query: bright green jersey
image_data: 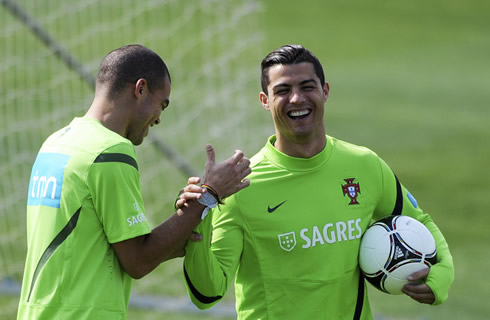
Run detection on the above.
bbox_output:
[18,117,151,320]
[184,135,454,320]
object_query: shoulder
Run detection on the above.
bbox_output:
[78,117,137,159]
[249,146,267,168]
[247,146,282,179]
[328,135,383,167]
[45,117,135,155]
[328,136,397,189]
[328,135,378,158]
[82,119,137,158]
[51,118,139,172]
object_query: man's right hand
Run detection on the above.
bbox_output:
[201,144,251,200]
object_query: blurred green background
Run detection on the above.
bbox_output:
[1,0,489,319]
[266,1,489,319]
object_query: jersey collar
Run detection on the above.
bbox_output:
[262,135,332,171]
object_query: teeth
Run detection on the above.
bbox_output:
[289,110,310,117]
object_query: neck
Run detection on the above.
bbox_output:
[274,133,326,158]
[84,95,130,138]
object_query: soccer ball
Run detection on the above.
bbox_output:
[359,215,437,294]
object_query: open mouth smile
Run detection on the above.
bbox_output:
[287,109,311,120]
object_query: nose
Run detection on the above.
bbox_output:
[290,88,304,104]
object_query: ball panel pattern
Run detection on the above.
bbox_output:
[359,215,437,294]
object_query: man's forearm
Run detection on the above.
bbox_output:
[113,200,205,279]
[146,200,205,261]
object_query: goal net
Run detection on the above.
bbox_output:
[0,0,268,317]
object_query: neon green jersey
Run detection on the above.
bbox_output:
[18,117,151,320]
[184,135,454,320]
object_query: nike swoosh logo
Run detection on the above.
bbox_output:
[268,200,287,213]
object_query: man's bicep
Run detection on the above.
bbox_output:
[111,235,147,278]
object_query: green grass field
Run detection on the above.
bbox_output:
[2,0,489,319]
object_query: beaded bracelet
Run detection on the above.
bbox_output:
[201,184,224,205]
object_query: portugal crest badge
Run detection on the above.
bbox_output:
[278,232,296,252]
[342,178,361,205]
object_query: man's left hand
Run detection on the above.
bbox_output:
[401,268,435,304]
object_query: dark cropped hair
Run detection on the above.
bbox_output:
[261,44,325,94]
[96,44,171,99]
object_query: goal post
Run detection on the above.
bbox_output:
[0,0,268,317]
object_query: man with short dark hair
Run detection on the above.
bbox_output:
[17,44,251,319]
[183,44,454,319]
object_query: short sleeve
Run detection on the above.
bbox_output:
[87,145,151,243]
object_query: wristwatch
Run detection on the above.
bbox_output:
[197,191,218,220]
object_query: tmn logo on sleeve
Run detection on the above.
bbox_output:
[278,232,296,252]
[27,153,70,208]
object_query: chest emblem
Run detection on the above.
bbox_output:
[342,178,361,205]
[268,200,287,213]
[278,232,296,252]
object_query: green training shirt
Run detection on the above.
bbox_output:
[184,135,454,319]
[18,117,151,320]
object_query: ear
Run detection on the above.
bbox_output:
[323,82,330,102]
[259,92,270,111]
[134,78,147,98]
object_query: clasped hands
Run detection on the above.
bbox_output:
[176,144,251,233]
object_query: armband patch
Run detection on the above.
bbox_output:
[407,190,418,208]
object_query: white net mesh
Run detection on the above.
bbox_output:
[0,0,268,317]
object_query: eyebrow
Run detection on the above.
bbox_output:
[272,78,317,90]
